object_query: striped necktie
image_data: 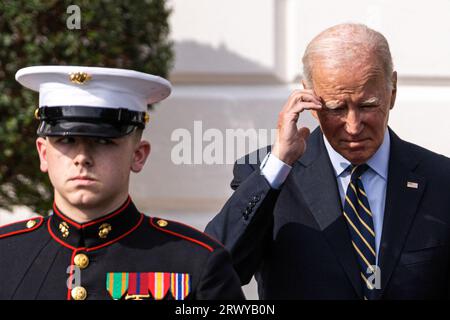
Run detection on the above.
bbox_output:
[342,164,377,299]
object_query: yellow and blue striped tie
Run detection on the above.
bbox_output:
[343,164,377,299]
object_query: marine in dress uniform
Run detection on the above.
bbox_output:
[0,66,244,300]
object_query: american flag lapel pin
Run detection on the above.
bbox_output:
[407,181,419,189]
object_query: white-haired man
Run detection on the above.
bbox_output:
[206,23,450,299]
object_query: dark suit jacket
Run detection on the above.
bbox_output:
[205,127,450,299]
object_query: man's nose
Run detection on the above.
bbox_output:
[73,142,93,167]
[344,109,363,136]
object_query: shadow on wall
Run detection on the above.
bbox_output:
[173,40,281,83]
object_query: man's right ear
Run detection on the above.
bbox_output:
[36,137,49,173]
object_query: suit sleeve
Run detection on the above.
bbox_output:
[195,247,246,300]
[205,158,280,285]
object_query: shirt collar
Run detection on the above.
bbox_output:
[323,129,390,180]
[48,196,143,250]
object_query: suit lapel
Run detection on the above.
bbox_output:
[293,128,363,298]
[376,129,426,298]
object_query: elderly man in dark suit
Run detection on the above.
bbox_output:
[205,23,450,300]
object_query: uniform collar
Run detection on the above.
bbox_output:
[48,196,143,250]
[323,129,390,180]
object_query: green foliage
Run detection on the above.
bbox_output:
[0,0,173,214]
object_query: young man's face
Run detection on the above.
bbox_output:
[36,132,150,214]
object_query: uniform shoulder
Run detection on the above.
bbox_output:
[149,217,224,252]
[0,216,44,239]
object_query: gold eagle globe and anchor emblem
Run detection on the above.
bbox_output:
[98,223,112,239]
[59,221,70,238]
[69,72,92,84]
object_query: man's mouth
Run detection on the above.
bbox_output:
[70,176,96,181]
[69,176,98,185]
[342,138,370,147]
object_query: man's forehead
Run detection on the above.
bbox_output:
[312,64,386,96]
[313,53,384,76]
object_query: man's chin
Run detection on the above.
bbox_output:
[338,145,373,164]
[66,192,104,209]
[342,151,372,165]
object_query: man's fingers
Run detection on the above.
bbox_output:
[274,91,317,164]
[279,101,321,128]
[289,90,322,106]
[290,101,322,114]
[280,92,322,116]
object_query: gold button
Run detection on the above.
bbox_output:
[98,223,112,239]
[74,253,89,269]
[71,286,87,300]
[26,220,37,229]
[157,219,168,227]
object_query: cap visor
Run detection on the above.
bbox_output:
[37,121,136,138]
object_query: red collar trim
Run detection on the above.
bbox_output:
[52,196,131,229]
[48,198,142,249]
[47,213,144,251]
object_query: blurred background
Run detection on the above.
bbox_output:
[2,0,450,298]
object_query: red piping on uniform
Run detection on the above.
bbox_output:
[52,196,131,229]
[55,213,143,300]
[86,214,144,252]
[0,217,41,229]
[166,219,224,248]
[47,213,144,252]
[149,218,214,252]
[66,249,82,300]
[47,219,78,250]
[0,217,44,239]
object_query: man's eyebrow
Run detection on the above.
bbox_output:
[323,100,344,109]
[360,97,380,105]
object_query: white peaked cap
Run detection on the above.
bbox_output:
[15,65,172,111]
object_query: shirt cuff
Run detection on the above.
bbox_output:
[260,153,292,189]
